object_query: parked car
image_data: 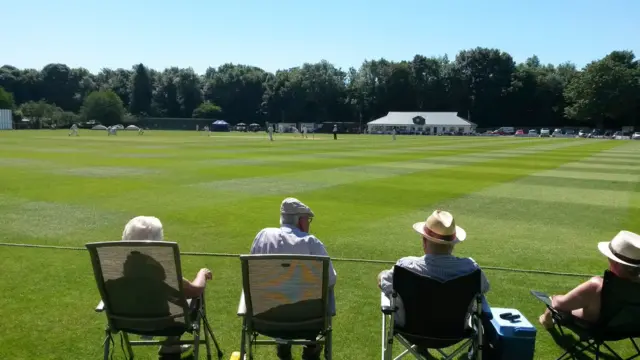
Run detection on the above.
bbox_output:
[565,129,576,136]
[552,129,563,137]
[587,130,600,138]
[578,130,588,138]
[528,129,538,136]
[515,129,524,135]
[632,132,640,140]
[540,129,550,137]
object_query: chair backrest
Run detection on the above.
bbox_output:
[597,270,640,339]
[240,254,330,339]
[392,266,481,340]
[86,241,191,336]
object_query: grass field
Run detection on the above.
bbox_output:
[1,130,639,360]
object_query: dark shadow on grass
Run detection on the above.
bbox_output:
[547,328,620,360]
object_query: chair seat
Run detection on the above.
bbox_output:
[394,326,473,349]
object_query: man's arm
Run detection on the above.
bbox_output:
[309,237,337,287]
[552,277,602,312]
[182,268,212,299]
[378,268,394,295]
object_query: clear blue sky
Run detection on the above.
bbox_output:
[5,0,639,74]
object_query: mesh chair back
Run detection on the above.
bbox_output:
[86,241,190,336]
[241,254,329,339]
[393,266,481,340]
[597,270,640,340]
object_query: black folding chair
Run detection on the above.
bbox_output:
[532,270,640,360]
[381,266,484,360]
[86,241,223,360]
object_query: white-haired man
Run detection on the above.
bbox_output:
[250,197,337,360]
[121,216,212,356]
[377,210,490,330]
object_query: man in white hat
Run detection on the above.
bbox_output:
[377,210,490,327]
[539,230,640,328]
[250,197,337,360]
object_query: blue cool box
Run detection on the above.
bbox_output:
[485,307,537,360]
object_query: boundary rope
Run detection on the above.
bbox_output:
[0,242,596,278]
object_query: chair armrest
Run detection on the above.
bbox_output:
[237,291,246,316]
[95,300,105,312]
[381,292,395,314]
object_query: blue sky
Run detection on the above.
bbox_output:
[4,0,639,74]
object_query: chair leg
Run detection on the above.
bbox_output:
[240,319,247,360]
[203,319,212,360]
[122,333,134,359]
[103,330,111,360]
[601,342,625,360]
[193,327,201,360]
[324,329,332,360]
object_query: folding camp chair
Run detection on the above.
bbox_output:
[86,241,223,360]
[532,270,640,360]
[236,254,333,360]
[381,266,484,360]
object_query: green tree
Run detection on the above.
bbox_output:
[0,86,15,109]
[130,63,153,115]
[192,101,222,118]
[19,100,61,128]
[564,52,640,128]
[81,90,125,125]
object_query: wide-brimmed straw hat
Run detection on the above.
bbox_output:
[412,210,466,245]
[598,230,640,268]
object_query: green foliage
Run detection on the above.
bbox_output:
[19,100,62,128]
[81,90,125,125]
[0,49,638,129]
[192,101,222,118]
[0,86,15,109]
[129,63,152,115]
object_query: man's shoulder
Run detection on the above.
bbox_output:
[395,256,424,266]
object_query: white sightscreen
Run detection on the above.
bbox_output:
[0,109,12,130]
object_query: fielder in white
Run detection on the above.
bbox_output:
[302,125,308,139]
[108,126,117,136]
[392,128,397,141]
[138,127,144,136]
[267,125,274,141]
[68,124,79,136]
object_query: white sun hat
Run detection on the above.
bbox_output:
[598,230,640,268]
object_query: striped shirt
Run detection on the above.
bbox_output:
[380,254,490,326]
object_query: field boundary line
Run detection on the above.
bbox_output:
[0,242,595,278]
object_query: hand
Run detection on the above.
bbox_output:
[199,268,212,280]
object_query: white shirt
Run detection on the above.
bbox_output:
[250,225,337,287]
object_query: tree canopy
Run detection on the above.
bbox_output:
[81,90,125,125]
[1,47,638,129]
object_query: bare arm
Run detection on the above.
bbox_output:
[182,268,212,299]
[552,277,601,312]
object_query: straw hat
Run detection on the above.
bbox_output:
[598,231,640,267]
[412,210,466,245]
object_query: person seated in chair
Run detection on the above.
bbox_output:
[250,197,337,360]
[121,216,212,356]
[539,230,640,329]
[377,210,490,328]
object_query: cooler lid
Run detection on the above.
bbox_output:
[490,307,537,339]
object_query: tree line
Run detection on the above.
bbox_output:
[0,47,639,130]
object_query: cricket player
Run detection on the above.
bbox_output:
[196,124,199,132]
[267,125,274,141]
[108,126,117,136]
[138,127,144,136]
[333,124,338,140]
[207,125,211,137]
[302,125,308,139]
[68,124,79,136]
[392,128,397,141]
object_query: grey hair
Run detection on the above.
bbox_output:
[122,216,164,241]
[280,214,300,226]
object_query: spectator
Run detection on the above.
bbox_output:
[539,230,640,328]
[377,210,490,327]
[121,216,212,355]
[250,197,337,360]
